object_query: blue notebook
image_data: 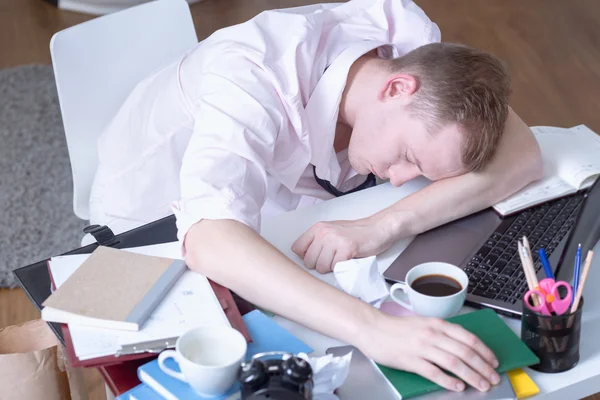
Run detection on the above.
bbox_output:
[243,309,313,361]
[116,383,162,400]
[137,310,313,399]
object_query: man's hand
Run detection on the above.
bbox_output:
[291,216,396,273]
[360,314,501,393]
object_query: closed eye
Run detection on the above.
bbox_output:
[407,150,423,173]
[403,149,417,167]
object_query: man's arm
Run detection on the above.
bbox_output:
[293,108,543,271]
[184,218,500,393]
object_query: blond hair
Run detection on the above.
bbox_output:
[387,43,511,171]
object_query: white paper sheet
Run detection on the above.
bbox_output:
[48,242,229,360]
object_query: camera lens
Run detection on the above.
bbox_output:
[239,361,267,387]
[282,356,313,383]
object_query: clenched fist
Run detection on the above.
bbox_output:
[292,217,395,273]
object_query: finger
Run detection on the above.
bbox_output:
[431,337,497,392]
[435,334,500,387]
[440,321,499,368]
[408,358,466,392]
[303,241,323,270]
[331,251,352,269]
[315,248,336,274]
[424,346,490,392]
[292,228,315,258]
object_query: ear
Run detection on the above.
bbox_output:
[378,73,419,102]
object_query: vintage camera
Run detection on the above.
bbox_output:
[238,351,313,400]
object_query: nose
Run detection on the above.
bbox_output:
[388,165,421,187]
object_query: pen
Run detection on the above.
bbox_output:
[572,244,582,303]
[538,248,555,280]
[571,250,594,313]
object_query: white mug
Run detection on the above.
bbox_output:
[389,262,468,319]
[158,325,247,397]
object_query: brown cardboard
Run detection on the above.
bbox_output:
[0,319,87,400]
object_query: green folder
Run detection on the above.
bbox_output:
[377,308,539,399]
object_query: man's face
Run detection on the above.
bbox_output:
[348,109,468,186]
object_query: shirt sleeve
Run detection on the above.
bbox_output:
[373,0,442,54]
[171,62,286,245]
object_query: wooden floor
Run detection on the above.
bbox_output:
[1,0,599,399]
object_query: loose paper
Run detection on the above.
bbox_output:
[297,351,353,399]
[333,256,389,307]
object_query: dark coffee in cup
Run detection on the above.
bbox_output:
[390,262,468,318]
[411,274,462,297]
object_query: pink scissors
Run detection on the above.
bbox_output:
[524,278,573,316]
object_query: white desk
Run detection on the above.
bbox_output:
[260,178,600,399]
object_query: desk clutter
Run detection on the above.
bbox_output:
[39,239,598,399]
[112,307,540,400]
[42,246,187,332]
[42,243,250,366]
[117,309,317,400]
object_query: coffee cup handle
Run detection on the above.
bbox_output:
[158,350,186,382]
[390,283,413,311]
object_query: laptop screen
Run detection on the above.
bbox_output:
[556,178,600,281]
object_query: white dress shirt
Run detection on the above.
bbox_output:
[90,0,440,242]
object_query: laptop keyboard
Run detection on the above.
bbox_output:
[465,193,585,304]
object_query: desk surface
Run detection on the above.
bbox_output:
[14,178,600,399]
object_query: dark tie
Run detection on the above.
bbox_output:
[313,165,377,197]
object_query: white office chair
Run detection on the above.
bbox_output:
[50,0,198,222]
[51,0,203,16]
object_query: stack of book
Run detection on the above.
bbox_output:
[116,309,313,399]
[41,243,251,394]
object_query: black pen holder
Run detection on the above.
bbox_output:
[521,297,584,373]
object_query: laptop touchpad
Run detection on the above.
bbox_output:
[384,210,500,283]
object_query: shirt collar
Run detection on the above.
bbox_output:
[305,40,390,186]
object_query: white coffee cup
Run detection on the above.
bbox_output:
[389,262,468,319]
[158,325,247,397]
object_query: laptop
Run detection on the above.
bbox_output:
[383,178,600,318]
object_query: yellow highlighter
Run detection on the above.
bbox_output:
[507,369,540,399]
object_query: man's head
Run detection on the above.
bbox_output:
[346,42,511,186]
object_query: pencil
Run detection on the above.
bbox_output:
[518,241,531,289]
[522,236,539,289]
[518,240,539,307]
[570,250,594,313]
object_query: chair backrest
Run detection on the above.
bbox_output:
[50,0,198,220]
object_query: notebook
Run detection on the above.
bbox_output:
[116,383,163,400]
[376,309,539,399]
[139,359,241,400]
[493,125,600,216]
[138,310,313,400]
[42,246,186,331]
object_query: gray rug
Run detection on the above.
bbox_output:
[0,65,87,288]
